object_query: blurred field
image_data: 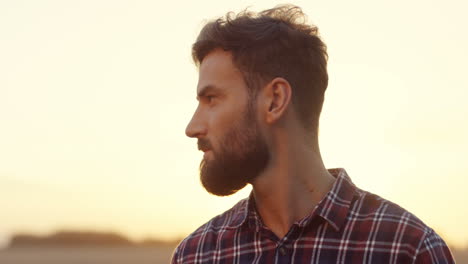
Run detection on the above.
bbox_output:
[0,246,174,264]
[454,249,468,264]
[0,246,466,263]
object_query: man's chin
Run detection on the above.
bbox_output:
[203,150,213,160]
[202,180,247,197]
[199,164,248,197]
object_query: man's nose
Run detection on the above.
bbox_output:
[185,108,207,138]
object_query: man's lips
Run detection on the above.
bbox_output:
[197,140,212,153]
[198,148,211,152]
[203,150,212,159]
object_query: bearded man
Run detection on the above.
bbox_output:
[172,5,454,264]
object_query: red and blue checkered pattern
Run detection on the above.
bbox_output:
[172,168,454,263]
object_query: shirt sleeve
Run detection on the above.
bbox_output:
[414,229,455,264]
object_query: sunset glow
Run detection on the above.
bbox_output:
[1,0,467,249]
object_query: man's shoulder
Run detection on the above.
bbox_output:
[344,188,454,262]
[349,189,428,228]
[351,188,446,248]
[172,197,248,261]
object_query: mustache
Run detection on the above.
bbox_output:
[198,139,213,151]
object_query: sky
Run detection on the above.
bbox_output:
[0,0,467,249]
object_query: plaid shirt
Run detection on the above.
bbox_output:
[172,168,454,263]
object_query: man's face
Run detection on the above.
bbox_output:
[185,49,270,196]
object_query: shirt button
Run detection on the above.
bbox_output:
[279,247,287,256]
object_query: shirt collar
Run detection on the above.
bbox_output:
[224,195,250,229]
[297,168,357,231]
[227,168,357,232]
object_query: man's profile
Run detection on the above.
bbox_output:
[172,5,454,263]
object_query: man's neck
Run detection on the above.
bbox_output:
[250,139,335,239]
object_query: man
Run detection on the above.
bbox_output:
[172,5,454,264]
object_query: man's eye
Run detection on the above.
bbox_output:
[206,96,215,102]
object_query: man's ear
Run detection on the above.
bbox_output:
[261,77,292,125]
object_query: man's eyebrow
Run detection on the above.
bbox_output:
[197,85,221,99]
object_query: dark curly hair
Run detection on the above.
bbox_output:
[192,4,328,133]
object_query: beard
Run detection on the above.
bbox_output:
[198,105,270,196]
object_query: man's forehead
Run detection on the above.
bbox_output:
[196,49,242,94]
[200,49,233,68]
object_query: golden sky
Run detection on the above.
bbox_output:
[0,0,467,248]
